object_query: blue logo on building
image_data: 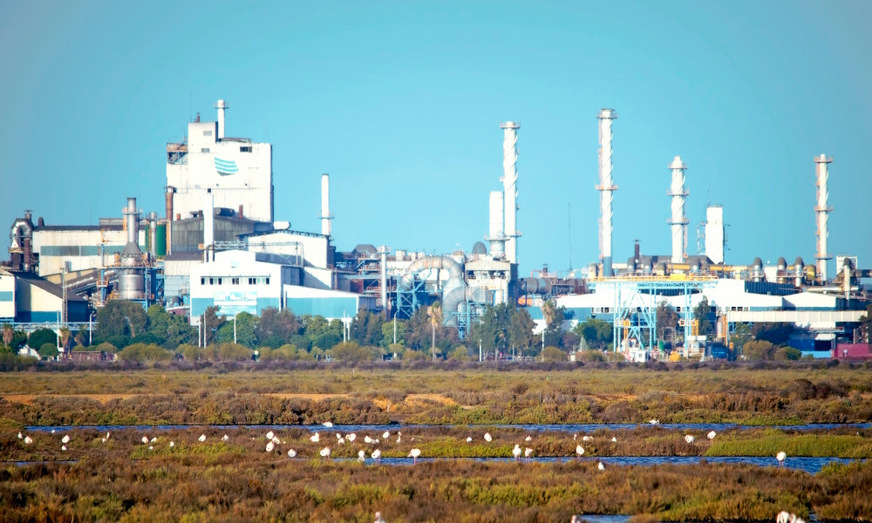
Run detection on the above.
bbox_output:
[214,157,239,176]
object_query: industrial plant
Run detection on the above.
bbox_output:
[3,100,869,360]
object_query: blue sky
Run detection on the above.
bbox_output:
[2,1,870,279]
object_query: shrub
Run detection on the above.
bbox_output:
[96,342,118,354]
[38,343,59,359]
[449,346,472,361]
[28,328,57,351]
[331,341,376,362]
[117,343,173,362]
[541,346,568,362]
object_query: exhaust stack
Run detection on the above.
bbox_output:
[487,191,506,258]
[500,121,520,264]
[668,156,688,264]
[321,173,333,237]
[597,109,617,276]
[215,100,229,140]
[814,154,833,282]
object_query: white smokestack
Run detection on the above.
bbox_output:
[321,173,333,237]
[704,205,724,265]
[487,190,505,258]
[668,156,688,264]
[597,109,617,276]
[203,192,214,262]
[215,99,229,140]
[124,197,138,245]
[500,121,520,264]
[815,154,833,281]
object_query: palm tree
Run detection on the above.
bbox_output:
[59,327,72,353]
[427,302,442,361]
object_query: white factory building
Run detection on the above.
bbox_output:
[166,100,273,224]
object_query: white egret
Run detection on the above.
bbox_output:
[396,432,402,444]
[525,435,532,442]
[272,436,280,444]
[649,419,660,425]
[287,449,297,458]
[266,431,275,440]
[169,441,175,447]
[684,435,695,444]
[576,445,585,458]
[266,441,275,452]
[364,435,374,444]
[222,434,229,442]
[198,434,206,442]
[524,447,533,459]
[310,433,320,443]
[375,511,386,523]
[24,436,32,445]
[611,436,617,443]
[141,436,149,444]
[597,462,605,471]
[372,449,381,461]
[707,430,717,440]
[382,431,390,439]
[101,438,106,443]
[148,445,154,451]
[513,444,522,460]
[62,435,71,444]
[484,433,492,442]
[347,433,357,442]
[776,511,790,523]
[150,437,157,443]
[776,451,787,466]
[17,432,22,439]
[338,437,346,445]
[319,447,331,459]
[573,433,578,441]
[51,429,56,434]
[408,448,421,463]
[358,450,366,462]
[582,436,591,442]
[466,437,473,443]
[61,445,67,451]
[322,422,333,428]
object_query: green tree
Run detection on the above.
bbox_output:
[96,342,118,354]
[351,310,385,347]
[509,307,537,355]
[693,296,715,337]
[541,346,567,362]
[216,312,258,348]
[28,328,57,351]
[381,318,407,348]
[217,342,253,361]
[256,307,301,348]
[448,345,472,361]
[541,300,565,348]
[468,304,511,357]
[774,346,802,361]
[117,343,173,362]
[331,341,376,362]
[655,302,679,341]
[38,342,59,359]
[95,300,147,341]
[574,319,613,351]
[202,305,226,346]
[752,322,794,346]
[743,340,777,360]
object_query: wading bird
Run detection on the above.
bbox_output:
[322,422,333,428]
[310,433,320,443]
[169,441,175,447]
[320,447,331,459]
[141,436,149,444]
[62,435,71,444]
[61,445,67,451]
[466,437,473,443]
[266,441,275,452]
[347,433,356,442]
[513,444,522,460]
[576,445,585,458]
[148,446,153,451]
[649,419,660,425]
[396,432,402,444]
[707,430,717,440]
[597,462,605,471]
[382,431,390,439]
[525,435,532,442]
[611,436,617,443]
[287,449,297,458]
[266,431,274,440]
[408,448,421,463]
[198,434,206,442]
[17,432,22,439]
[24,436,32,445]
[524,447,533,459]
[776,451,787,466]
[484,433,492,442]
[777,511,790,523]
[358,450,366,462]
[372,449,381,462]
[685,435,695,444]
[582,435,592,442]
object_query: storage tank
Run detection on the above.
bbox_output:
[155,223,167,257]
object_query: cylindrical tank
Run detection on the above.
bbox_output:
[155,223,167,257]
[118,270,146,300]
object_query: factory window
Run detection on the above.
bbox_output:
[204,130,212,136]
[232,278,239,285]
[201,278,205,285]
[201,148,210,153]
[209,278,215,285]
[218,278,223,285]
[240,146,252,152]
[249,277,255,285]
[265,277,270,285]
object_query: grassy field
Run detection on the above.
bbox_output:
[2,362,871,521]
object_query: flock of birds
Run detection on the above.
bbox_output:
[14,425,791,468]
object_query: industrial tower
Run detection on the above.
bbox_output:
[814,154,833,282]
[597,109,617,276]
[668,156,688,264]
[501,122,520,265]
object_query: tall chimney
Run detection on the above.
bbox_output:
[704,205,724,264]
[320,173,333,237]
[597,109,617,276]
[668,156,688,264]
[124,197,138,245]
[215,99,229,140]
[500,121,520,264]
[814,154,833,282]
[165,186,174,255]
[148,212,157,259]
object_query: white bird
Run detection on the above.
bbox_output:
[375,512,386,523]
[338,437,346,445]
[382,430,390,439]
[150,437,157,443]
[372,449,381,461]
[62,435,71,444]
[611,436,617,443]
[101,438,106,443]
[358,450,366,462]
[17,432,22,439]
[582,436,591,442]
[576,445,585,457]
[310,433,320,443]
[524,447,533,459]
[396,432,402,444]
[222,434,229,442]
[169,441,175,447]
[597,461,605,471]
[24,436,33,445]
[466,436,473,443]
[322,422,333,428]
[106,432,110,440]
[707,430,717,440]
[484,433,492,442]
[776,451,787,465]
[266,431,275,440]
[649,419,660,425]
[287,449,297,458]
[272,436,281,445]
[364,435,374,444]
[513,444,522,460]
[347,433,356,442]
[776,511,790,523]
[198,434,206,442]
[525,435,532,442]
[51,429,56,434]
[573,433,578,441]
[319,447,331,459]
[148,445,154,451]
[685,435,695,444]
[141,436,149,444]
[408,448,421,463]
[266,441,275,452]
[61,445,67,451]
